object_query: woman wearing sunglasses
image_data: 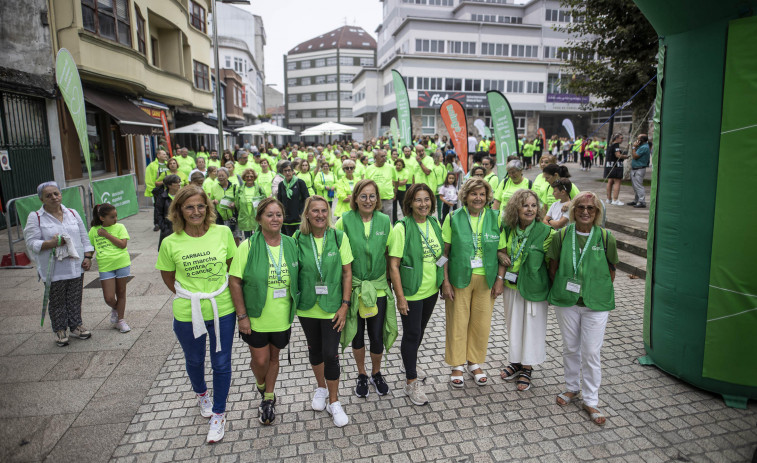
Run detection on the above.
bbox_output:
[334,160,358,219]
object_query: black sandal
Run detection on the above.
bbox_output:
[500,363,522,381]
[516,368,532,391]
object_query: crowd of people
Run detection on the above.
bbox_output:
[26,130,644,444]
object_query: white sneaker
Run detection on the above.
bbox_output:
[197,392,213,417]
[311,387,328,412]
[206,413,225,443]
[403,380,429,406]
[110,309,118,324]
[326,401,349,427]
[612,200,625,206]
[604,199,612,204]
[115,320,131,333]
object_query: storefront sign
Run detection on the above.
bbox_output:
[546,93,590,104]
[0,150,10,171]
[139,106,163,119]
[418,91,489,109]
[91,174,139,219]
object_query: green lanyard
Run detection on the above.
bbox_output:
[571,224,594,278]
[265,242,284,284]
[465,208,481,257]
[509,226,532,265]
[309,232,327,282]
[417,219,439,259]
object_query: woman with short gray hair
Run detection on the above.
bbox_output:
[492,160,532,210]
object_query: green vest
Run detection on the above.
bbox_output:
[548,224,615,311]
[236,184,264,232]
[217,183,237,221]
[342,210,390,281]
[398,216,444,297]
[242,232,299,323]
[505,221,551,301]
[295,228,344,313]
[448,208,501,289]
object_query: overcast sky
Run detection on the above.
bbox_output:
[235,1,383,90]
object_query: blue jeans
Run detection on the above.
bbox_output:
[173,312,236,414]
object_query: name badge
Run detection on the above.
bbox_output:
[470,258,483,269]
[436,256,448,267]
[505,271,518,283]
[315,285,328,295]
[220,198,233,208]
[566,279,582,294]
[273,288,287,299]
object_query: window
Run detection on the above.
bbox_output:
[445,78,462,91]
[421,109,435,135]
[301,93,312,102]
[81,0,132,46]
[301,60,311,69]
[316,109,327,117]
[288,94,298,103]
[384,82,393,96]
[234,57,243,74]
[340,91,352,101]
[225,56,231,68]
[327,109,338,117]
[340,74,355,83]
[135,7,145,54]
[189,1,206,33]
[591,109,632,124]
[544,46,558,59]
[340,56,354,66]
[315,59,325,67]
[354,89,366,103]
[404,76,414,89]
[547,74,570,93]
[464,79,481,92]
[447,41,476,55]
[526,81,544,94]
[287,61,297,71]
[507,80,524,93]
[515,116,526,136]
[483,79,504,92]
[558,10,571,22]
[415,39,444,53]
[301,77,312,86]
[340,108,352,118]
[315,75,326,84]
[403,0,453,4]
[316,92,326,101]
[545,9,558,21]
[359,57,374,66]
[510,45,539,58]
[302,110,312,118]
[326,74,337,84]
[193,61,209,90]
[417,77,443,90]
[326,57,337,66]
[288,78,297,87]
[482,42,509,57]
[327,92,337,100]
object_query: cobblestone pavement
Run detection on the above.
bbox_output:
[111,274,757,463]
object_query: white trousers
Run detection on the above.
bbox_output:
[555,305,609,407]
[381,199,393,220]
[503,287,547,366]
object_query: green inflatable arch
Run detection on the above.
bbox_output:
[635,0,757,408]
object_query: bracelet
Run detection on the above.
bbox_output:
[497,275,505,280]
[83,256,92,260]
[236,313,249,321]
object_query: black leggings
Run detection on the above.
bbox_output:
[351,296,387,354]
[582,156,592,169]
[400,293,438,380]
[299,316,341,381]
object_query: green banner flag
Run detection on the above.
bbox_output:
[391,70,412,148]
[390,117,400,147]
[14,187,86,229]
[55,48,91,183]
[486,91,518,181]
[91,174,139,219]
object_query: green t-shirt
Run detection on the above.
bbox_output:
[241,185,261,216]
[297,234,354,319]
[229,239,292,332]
[500,224,555,290]
[366,164,395,200]
[433,164,446,193]
[388,220,442,301]
[414,156,437,191]
[88,223,131,272]
[257,171,275,197]
[335,217,388,297]
[441,211,489,276]
[155,225,236,322]
[175,155,195,176]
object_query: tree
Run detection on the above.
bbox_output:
[556,0,658,131]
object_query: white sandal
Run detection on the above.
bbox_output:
[467,363,488,386]
[450,365,465,388]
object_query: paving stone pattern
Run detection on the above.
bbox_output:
[111,275,757,462]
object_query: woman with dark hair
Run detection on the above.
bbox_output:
[276,160,310,236]
[604,134,627,206]
[388,183,443,406]
[392,158,411,221]
[166,157,188,186]
[156,174,182,249]
[543,178,573,230]
[156,185,237,443]
[540,164,580,214]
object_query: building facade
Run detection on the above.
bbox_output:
[284,26,377,142]
[353,0,627,142]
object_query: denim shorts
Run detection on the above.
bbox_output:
[99,265,131,280]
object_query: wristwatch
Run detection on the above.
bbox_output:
[496,275,505,281]
[236,313,249,321]
[341,299,352,307]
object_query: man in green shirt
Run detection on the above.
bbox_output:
[413,144,437,192]
[366,149,395,219]
[175,148,196,177]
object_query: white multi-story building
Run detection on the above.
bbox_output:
[213,3,266,125]
[353,0,623,141]
[284,26,377,141]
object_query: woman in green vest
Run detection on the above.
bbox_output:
[236,168,265,241]
[212,168,237,233]
[388,183,444,407]
[441,178,506,388]
[498,189,554,392]
[335,179,397,399]
[547,192,618,426]
[229,197,299,426]
[294,196,353,427]
[334,160,358,218]
[492,160,531,210]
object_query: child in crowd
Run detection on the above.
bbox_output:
[438,172,459,223]
[88,203,132,333]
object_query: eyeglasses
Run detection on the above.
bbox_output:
[344,167,355,171]
[359,194,377,202]
[575,205,596,213]
[183,204,207,212]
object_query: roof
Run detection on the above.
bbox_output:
[288,26,376,55]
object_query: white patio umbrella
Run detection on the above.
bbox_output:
[302,121,358,135]
[171,121,231,135]
[236,122,295,136]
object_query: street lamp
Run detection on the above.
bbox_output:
[212,0,250,153]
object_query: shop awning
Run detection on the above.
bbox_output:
[83,88,162,135]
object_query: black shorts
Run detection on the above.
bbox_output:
[239,328,291,349]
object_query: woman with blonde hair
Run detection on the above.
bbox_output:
[294,196,353,427]
[498,189,554,392]
[441,178,506,388]
[548,191,618,426]
[334,159,358,218]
